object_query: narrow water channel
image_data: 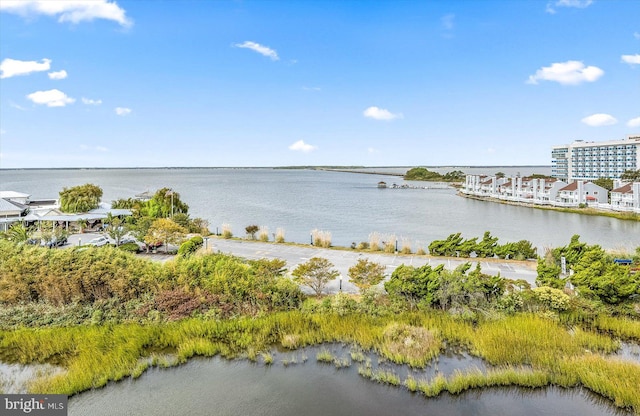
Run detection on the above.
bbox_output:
[68,346,630,416]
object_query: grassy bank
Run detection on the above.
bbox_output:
[1,312,638,413]
[459,193,640,221]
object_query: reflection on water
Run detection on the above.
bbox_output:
[69,345,631,416]
[0,363,64,394]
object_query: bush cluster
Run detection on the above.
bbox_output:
[429,231,536,259]
[177,235,204,258]
[0,241,304,322]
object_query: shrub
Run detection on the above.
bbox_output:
[222,223,233,239]
[275,228,285,243]
[311,229,331,248]
[369,232,382,251]
[356,242,370,250]
[245,225,259,239]
[532,287,570,312]
[118,242,140,253]
[177,236,204,258]
[348,258,386,291]
[258,226,269,242]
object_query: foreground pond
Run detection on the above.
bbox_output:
[69,346,630,416]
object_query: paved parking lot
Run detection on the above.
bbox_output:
[56,234,538,293]
[206,238,538,293]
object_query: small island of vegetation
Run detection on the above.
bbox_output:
[404,167,465,182]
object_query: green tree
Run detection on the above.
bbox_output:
[245,225,259,240]
[130,216,154,251]
[348,258,386,291]
[1,223,31,243]
[570,246,639,305]
[429,233,464,256]
[106,217,127,246]
[536,248,564,289]
[475,231,499,258]
[593,177,614,191]
[141,188,189,218]
[111,198,137,209]
[292,257,339,296]
[621,169,640,182]
[76,218,89,233]
[384,264,443,309]
[145,218,187,253]
[59,183,103,213]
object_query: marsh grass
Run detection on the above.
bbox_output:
[261,352,273,365]
[258,226,269,242]
[589,315,640,342]
[275,228,286,243]
[221,224,233,239]
[349,347,366,363]
[333,356,351,369]
[2,311,639,412]
[400,238,412,254]
[316,348,334,363]
[369,232,381,251]
[381,323,441,367]
[311,229,332,248]
[356,360,399,384]
[383,235,397,253]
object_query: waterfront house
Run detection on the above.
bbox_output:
[1,190,133,232]
[610,182,640,213]
[556,181,608,207]
[0,198,28,232]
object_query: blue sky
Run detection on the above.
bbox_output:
[0,0,638,168]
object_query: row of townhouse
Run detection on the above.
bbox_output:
[460,175,640,213]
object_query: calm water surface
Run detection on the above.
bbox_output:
[1,168,638,250]
[68,354,629,416]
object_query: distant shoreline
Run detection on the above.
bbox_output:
[0,165,552,171]
[459,192,640,222]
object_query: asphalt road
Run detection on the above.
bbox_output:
[59,234,538,293]
[205,238,538,293]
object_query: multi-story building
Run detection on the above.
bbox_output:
[551,135,640,182]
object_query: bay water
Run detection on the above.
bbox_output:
[2,167,638,251]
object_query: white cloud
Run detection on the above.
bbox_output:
[367,147,379,154]
[302,86,321,92]
[26,89,75,107]
[635,32,640,40]
[82,97,102,105]
[0,0,132,27]
[527,60,603,85]
[234,41,279,61]
[441,14,455,30]
[621,54,640,65]
[10,101,28,111]
[115,107,131,116]
[546,0,593,14]
[48,69,67,80]
[288,140,317,153]
[80,144,108,152]
[627,117,640,128]
[363,106,403,121]
[0,58,51,78]
[581,113,618,127]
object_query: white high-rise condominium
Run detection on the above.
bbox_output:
[551,135,640,182]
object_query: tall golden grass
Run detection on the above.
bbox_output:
[1,311,638,412]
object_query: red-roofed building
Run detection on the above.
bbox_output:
[611,182,640,212]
